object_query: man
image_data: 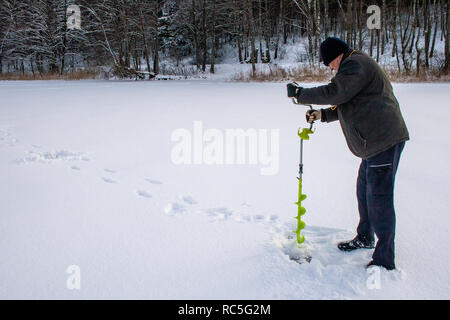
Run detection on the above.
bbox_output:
[287,37,409,271]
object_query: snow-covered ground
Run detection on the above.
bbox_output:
[0,80,449,299]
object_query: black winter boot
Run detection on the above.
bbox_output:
[338,235,375,252]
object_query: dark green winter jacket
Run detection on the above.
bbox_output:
[297,49,410,159]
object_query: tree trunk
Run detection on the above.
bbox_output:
[369,29,374,57]
[274,0,283,60]
[247,0,256,75]
[408,0,417,55]
[140,5,151,73]
[201,0,207,72]
[210,0,216,73]
[191,0,201,69]
[392,0,402,72]
[415,6,422,77]
[376,30,380,62]
[153,1,159,74]
[346,0,353,45]
[264,0,271,63]
[314,0,321,60]
[324,0,329,38]
[258,0,263,63]
[234,0,243,63]
[305,0,314,66]
[60,0,67,75]
[358,0,364,51]
[424,0,432,68]
[381,0,386,55]
[429,0,438,59]
[445,0,449,73]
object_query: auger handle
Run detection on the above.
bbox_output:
[305,105,317,130]
[291,96,316,129]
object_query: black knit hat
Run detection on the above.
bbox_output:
[320,37,350,66]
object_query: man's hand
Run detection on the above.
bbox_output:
[287,82,303,98]
[306,109,321,124]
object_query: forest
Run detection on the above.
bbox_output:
[0,0,448,80]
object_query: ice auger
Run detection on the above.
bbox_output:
[293,103,315,246]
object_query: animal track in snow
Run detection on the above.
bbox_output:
[104,169,117,174]
[71,166,81,171]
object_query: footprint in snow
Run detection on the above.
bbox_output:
[145,178,163,185]
[136,190,152,198]
[180,195,197,205]
[15,150,87,164]
[101,177,117,184]
[0,129,19,147]
[71,166,81,171]
[104,169,117,174]
[253,214,266,222]
[206,207,233,221]
[232,214,267,224]
[253,214,279,223]
[232,215,250,223]
[164,202,186,216]
[162,194,277,227]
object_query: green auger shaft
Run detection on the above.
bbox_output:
[294,127,314,246]
[295,178,307,244]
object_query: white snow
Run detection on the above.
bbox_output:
[0,80,449,299]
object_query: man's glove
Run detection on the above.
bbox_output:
[287,82,303,98]
[306,109,321,124]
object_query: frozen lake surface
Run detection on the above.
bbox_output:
[0,80,449,299]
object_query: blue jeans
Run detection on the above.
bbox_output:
[356,142,405,269]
